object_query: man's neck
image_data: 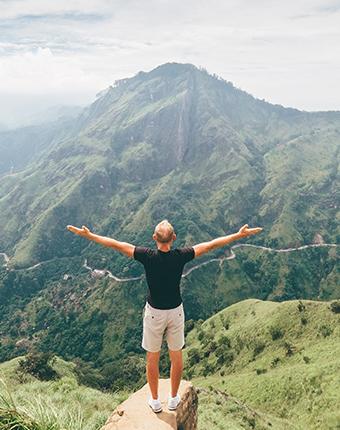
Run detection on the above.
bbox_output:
[156,242,172,252]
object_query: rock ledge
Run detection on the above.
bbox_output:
[100,378,198,430]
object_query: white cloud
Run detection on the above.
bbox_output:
[0,0,113,19]
[0,0,339,127]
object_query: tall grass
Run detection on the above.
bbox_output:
[0,370,128,430]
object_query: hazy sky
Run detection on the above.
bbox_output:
[1,0,340,126]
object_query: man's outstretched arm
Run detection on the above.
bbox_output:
[66,225,135,258]
[193,224,263,258]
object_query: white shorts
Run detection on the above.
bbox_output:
[142,302,185,352]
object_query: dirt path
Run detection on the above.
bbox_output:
[1,243,337,280]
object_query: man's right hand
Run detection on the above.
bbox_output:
[67,225,91,238]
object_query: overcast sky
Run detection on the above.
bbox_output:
[1,0,340,127]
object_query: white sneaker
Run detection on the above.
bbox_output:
[168,393,181,410]
[148,397,162,413]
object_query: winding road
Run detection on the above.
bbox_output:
[1,242,338,281]
[0,252,9,267]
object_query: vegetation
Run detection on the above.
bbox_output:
[0,63,339,428]
[0,356,129,430]
[18,351,59,381]
[0,63,338,369]
[184,299,340,429]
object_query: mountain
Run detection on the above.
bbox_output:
[0,62,339,368]
[185,298,340,430]
[0,115,79,177]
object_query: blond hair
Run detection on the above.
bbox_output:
[154,219,175,243]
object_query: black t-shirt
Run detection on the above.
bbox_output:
[133,246,195,309]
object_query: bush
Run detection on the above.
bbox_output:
[17,351,59,381]
[187,347,201,366]
[234,335,245,353]
[184,319,195,335]
[319,325,333,338]
[271,357,281,368]
[202,362,215,377]
[330,301,340,314]
[301,316,308,325]
[297,301,306,312]
[269,325,284,340]
[204,341,217,356]
[223,320,230,330]
[255,368,267,375]
[216,350,234,367]
[73,358,105,389]
[303,356,311,364]
[283,341,295,357]
[220,317,230,330]
[252,339,266,358]
[217,335,231,348]
[197,330,205,342]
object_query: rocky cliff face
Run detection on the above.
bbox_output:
[101,379,198,430]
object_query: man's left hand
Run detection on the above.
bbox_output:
[238,224,263,237]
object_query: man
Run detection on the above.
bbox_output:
[67,220,262,412]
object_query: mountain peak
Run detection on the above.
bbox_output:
[149,62,198,76]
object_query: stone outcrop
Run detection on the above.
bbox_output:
[100,379,198,430]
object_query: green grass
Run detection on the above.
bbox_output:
[0,356,129,430]
[184,299,340,430]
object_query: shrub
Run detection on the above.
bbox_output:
[216,350,234,367]
[319,325,333,338]
[271,357,281,368]
[221,317,230,330]
[269,325,284,340]
[184,319,195,335]
[234,335,245,353]
[330,300,340,314]
[255,368,267,375]
[73,358,104,389]
[202,362,215,377]
[223,318,230,330]
[187,347,201,366]
[197,330,205,342]
[297,301,306,312]
[253,339,266,358]
[303,356,311,364]
[217,335,231,348]
[301,316,308,325]
[204,341,217,356]
[17,351,59,381]
[283,341,294,357]
[183,367,194,379]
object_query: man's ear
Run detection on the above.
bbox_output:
[152,233,157,241]
[173,233,177,241]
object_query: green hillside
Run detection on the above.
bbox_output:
[2,299,339,430]
[0,355,128,430]
[0,62,338,371]
[184,298,340,430]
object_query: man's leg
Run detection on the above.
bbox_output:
[169,349,183,397]
[146,350,161,399]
